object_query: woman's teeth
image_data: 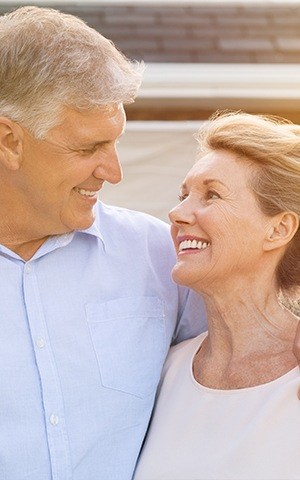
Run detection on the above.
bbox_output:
[179,239,210,252]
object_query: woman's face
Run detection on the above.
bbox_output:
[169,150,274,292]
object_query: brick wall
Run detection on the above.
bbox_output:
[1,2,300,63]
[1,2,300,121]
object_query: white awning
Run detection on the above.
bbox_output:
[136,63,300,112]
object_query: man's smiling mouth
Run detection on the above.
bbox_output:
[74,187,99,197]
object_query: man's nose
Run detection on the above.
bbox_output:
[93,148,123,184]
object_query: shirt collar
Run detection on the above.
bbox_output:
[77,221,106,251]
[0,221,105,262]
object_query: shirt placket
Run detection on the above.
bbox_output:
[22,260,72,480]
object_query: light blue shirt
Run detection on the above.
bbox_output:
[0,202,206,480]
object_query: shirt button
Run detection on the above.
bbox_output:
[24,264,32,274]
[36,338,45,348]
[50,414,59,426]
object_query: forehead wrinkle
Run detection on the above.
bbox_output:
[71,119,125,151]
[57,103,125,137]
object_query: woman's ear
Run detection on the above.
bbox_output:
[0,117,23,171]
[263,211,299,252]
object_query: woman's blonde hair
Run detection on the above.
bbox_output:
[0,6,144,138]
[195,111,300,293]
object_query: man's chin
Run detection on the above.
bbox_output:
[75,214,96,232]
[59,216,95,235]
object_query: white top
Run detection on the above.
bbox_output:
[134,332,300,480]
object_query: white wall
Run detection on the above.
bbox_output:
[100,121,202,223]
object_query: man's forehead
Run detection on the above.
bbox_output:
[62,103,124,123]
[52,104,126,140]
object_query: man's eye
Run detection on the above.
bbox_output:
[80,146,98,155]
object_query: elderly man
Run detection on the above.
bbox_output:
[0,6,207,480]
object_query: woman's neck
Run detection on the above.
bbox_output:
[193,286,299,389]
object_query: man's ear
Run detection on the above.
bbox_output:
[0,117,23,171]
[263,211,299,252]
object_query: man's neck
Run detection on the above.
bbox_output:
[0,236,50,260]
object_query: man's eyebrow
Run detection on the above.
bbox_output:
[76,136,123,149]
[86,131,124,147]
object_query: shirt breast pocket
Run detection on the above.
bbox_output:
[86,297,167,398]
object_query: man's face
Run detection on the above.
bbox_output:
[15,104,125,238]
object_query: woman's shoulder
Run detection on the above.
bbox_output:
[164,332,207,371]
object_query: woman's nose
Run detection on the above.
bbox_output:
[168,205,180,225]
[168,201,195,226]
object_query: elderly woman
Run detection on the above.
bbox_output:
[134,112,300,480]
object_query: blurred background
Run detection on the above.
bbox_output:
[1,0,300,221]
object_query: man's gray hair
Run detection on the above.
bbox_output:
[0,6,144,138]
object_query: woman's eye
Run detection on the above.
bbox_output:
[207,190,221,200]
[178,194,188,202]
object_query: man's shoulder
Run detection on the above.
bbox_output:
[170,333,205,357]
[95,202,170,239]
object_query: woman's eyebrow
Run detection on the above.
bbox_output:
[181,178,228,190]
[203,178,228,188]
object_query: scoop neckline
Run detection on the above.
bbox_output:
[189,332,299,395]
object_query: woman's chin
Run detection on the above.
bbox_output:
[172,267,198,289]
[171,265,215,295]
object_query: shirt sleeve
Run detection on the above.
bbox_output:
[171,287,207,344]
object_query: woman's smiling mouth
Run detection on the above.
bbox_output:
[178,238,211,253]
